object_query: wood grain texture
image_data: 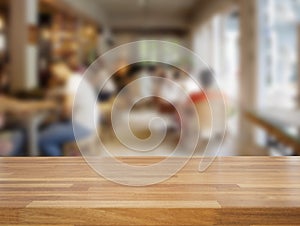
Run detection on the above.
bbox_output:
[0,157,300,225]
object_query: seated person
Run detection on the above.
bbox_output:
[39,60,99,156]
[0,79,57,156]
[0,63,23,156]
[0,113,23,156]
[0,96,24,156]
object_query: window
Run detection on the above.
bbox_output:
[258,0,300,109]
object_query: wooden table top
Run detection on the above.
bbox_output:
[1,157,300,225]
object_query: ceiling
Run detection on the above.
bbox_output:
[94,0,202,32]
[1,0,206,33]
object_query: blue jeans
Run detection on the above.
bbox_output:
[39,122,91,156]
[11,131,24,156]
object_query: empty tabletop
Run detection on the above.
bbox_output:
[0,157,300,225]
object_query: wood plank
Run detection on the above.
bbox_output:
[0,157,300,225]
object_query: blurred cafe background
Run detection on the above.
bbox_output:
[0,0,300,157]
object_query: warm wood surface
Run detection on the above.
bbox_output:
[1,157,300,225]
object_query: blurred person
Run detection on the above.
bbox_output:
[189,69,226,139]
[0,62,10,94]
[0,93,57,156]
[0,94,40,156]
[156,67,186,113]
[94,60,116,102]
[0,63,24,156]
[0,124,23,156]
[66,52,86,74]
[0,96,26,156]
[39,58,51,88]
[152,65,166,106]
[39,59,99,156]
[151,67,187,132]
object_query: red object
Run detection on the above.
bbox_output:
[190,92,207,103]
[190,91,223,103]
